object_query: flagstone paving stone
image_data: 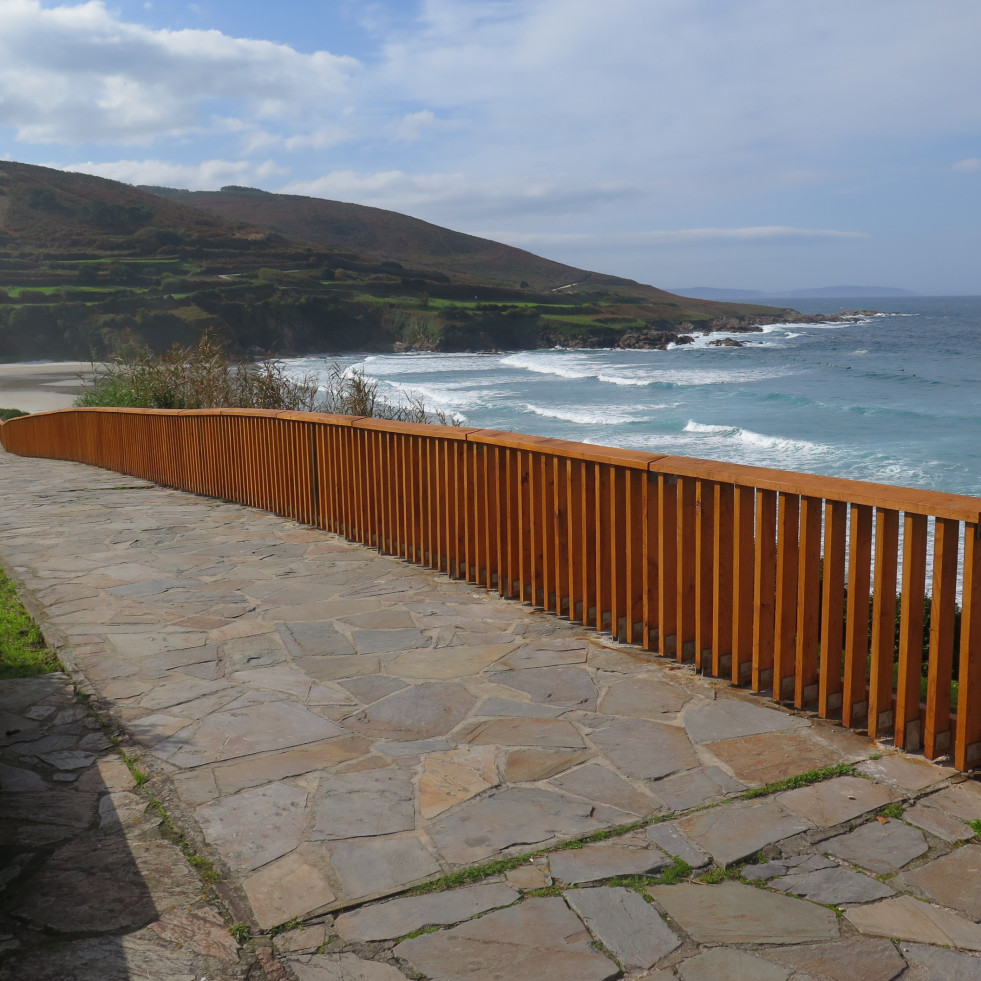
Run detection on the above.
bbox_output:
[426,787,619,864]
[589,718,698,780]
[394,897,619,981]
[675,798,814,866]
[918,780,981,823]
[764,939,908,981]
[548,843,669,884]
[645,822,712,868]
[564,886,681,970]
[684,698,809,744]
[858,753,957,792]
[678,948,791,981]
[845,896,981,950]
[649,881,840,944]
[902,800,976,841]
[549,762,661,816]
[286,953,409,981]
[900,942,981,981]
[325,833,442,900]
[649,764,745,811]
[334,883,519,941]
[704,725,847,785]
[823,819,929,873]
[775,775,896,827]
[769,862,896,905]
[898,845,981,919]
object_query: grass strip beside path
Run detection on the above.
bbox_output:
[0,571,62,678]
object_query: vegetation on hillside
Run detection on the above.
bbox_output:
[0,160,794,361]
[74,336,453,423]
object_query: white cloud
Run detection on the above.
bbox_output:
[477,227,869,249]
[279,168,637,219]
[952,158,981,172]
[0,0,358,145]
[393,109,438,144]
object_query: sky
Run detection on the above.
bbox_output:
[2,0,980,294]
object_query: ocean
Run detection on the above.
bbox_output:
[286,295,981,500]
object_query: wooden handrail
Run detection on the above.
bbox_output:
[2,406,980,770]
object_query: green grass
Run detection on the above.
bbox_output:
[740,762,857,799]
[0,572,62,678]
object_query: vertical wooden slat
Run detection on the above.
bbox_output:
[795,496,822,707]
[925,517,959,759]
[819,499,847,718]
[642,472,659,651]
[955,523,981,770]
[657,474,678,655]
[625,469,644,644]
[843,504,873,728]
[711,482,734,676]
[595,465,612,632]
[676,476,697,659]
[869,508,899,739]
[773,494,800,701]
[581,461,597,625]
[732,485,755,684]
[895,513,927,750]
[752,489,777,693]
[694,479,716,671]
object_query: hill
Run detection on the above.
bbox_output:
[0,161,793,361]
[146,185,663,296]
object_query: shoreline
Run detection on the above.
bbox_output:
[0,362,95,414]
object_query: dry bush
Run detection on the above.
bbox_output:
[74,336,456,424]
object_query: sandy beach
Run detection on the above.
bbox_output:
[0,362,96,414]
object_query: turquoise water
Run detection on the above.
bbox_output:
[287,296,981,499]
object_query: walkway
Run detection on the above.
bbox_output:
[1,449,981,979]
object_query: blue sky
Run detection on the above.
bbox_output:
[2,0,980,293]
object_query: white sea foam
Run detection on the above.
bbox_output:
[524,404,654,425]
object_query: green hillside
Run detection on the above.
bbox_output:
[0,161,793,361]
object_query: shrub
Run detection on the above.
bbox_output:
[74,335,454,424]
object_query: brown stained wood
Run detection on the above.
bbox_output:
[695,479,716,670]
[595,465,613,632]
[524,450,538,601]
[507,447,524,602]
[870,509,900,738]
[774,493,800,701]
[642,473,659,650]
[582,461,598,626]
[795,496,822,708]
[733,485,756,684]
[819,499,847,718]
[925,517,959,760]
[611,467,628,640]
[567,459,584,620]
[657,474,679,655]
[541,455,557,610]
[519,450,534,603]
[752,489,777,692]
[711,482,734,675]
[553,457,571,617]
[956,524,981,769]
[651,453,981,522]
[676,476,697,659]
[894,513,927,749]
[625,469,644,644]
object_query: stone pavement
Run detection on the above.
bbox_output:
[1,449,981,980]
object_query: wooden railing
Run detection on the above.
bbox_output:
[3,407,980,769]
